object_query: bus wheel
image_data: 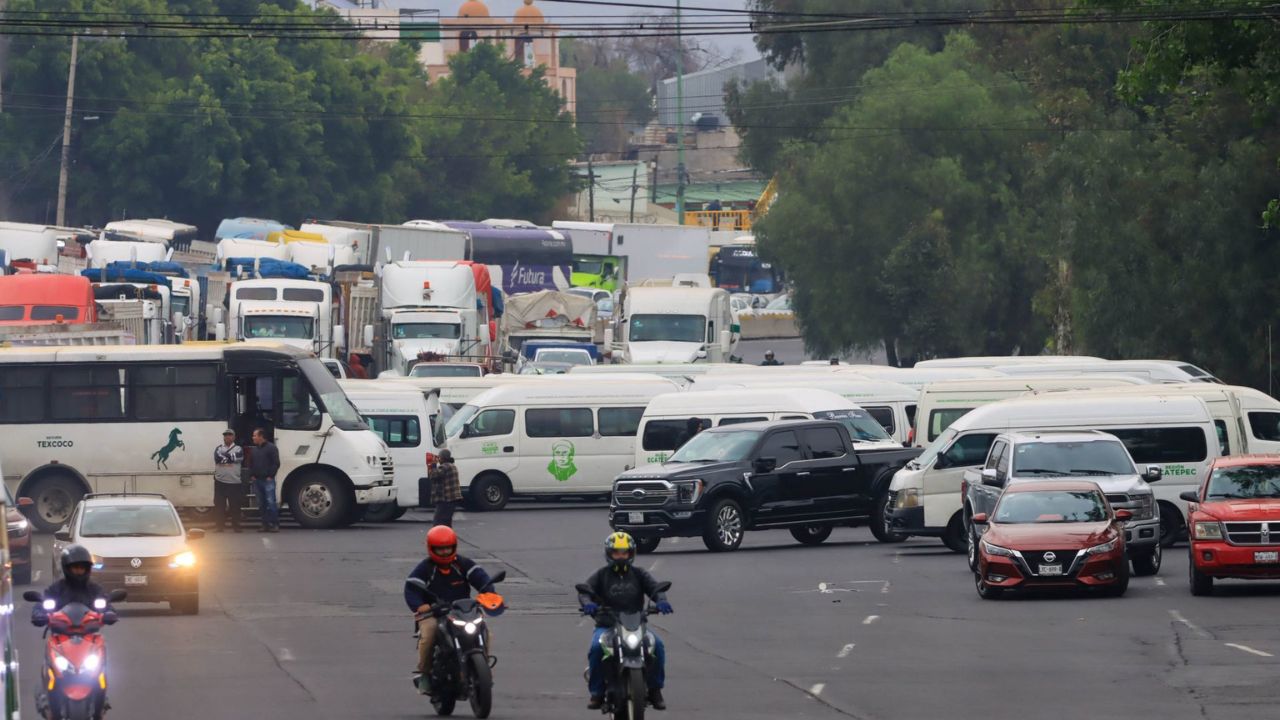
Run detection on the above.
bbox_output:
[28,474,84,533]
[289,472,353,529]
[467,474,511,512]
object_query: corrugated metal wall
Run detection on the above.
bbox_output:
[656,59,776,126]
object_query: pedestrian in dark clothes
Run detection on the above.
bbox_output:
[250,428,281,532]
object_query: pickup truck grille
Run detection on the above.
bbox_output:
[1223,521,1280,546]
[1106,493,1154,520]
[613,481,674,509]
[380,456,395,485]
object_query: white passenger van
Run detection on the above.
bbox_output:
[914,355,1104,369]
[914,375,1150,447]
[991,359,1221,384]
[339,379,443,522]
[635,387,900,467]
[444,377,681,510]
[886,395,1217,552]
[835,365,1003,390]
[569,362,737,387]
[0,343,394,532]
[688,376,918,445]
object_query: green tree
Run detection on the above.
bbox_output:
[560,38,653,155]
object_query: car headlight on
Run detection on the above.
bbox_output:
[981,540,1016,557]
[1193,521,1224,540]
[674,480,704,505]
[623,631,642,649]
[52,654,71,673]
[168,551,197,569]
[1084,538,1119,555]
[895,488,920,509]
[6,518,28,533]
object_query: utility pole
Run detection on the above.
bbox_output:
[629,165,639,223]
[587,158,595,222]
[56,34,79,227]
[674,0,686,225]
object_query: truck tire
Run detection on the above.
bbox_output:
[1159,501,1184,547]
[1189,552,1214,596]
[702,498,745,552]
[869,491,907,543]
[361,502,406,523]
[635,536,662,554]
[289,472,354,529]
[27,473,85,533]
[942,512,967,553]
[467,474,511,512]
[1130,542,1162,577]
[789,524,833,545]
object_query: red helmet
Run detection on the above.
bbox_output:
[426,525,458,566]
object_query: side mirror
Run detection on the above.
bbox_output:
[971,513,988,525]
[215,321,227,342]
[980,468,1002,487]
[333,324,346,350]
[934,453,951,470]
[1179,490,1200,503]
[363,324,374,349]
[753,456,777,474]
[187,528,206,541]
[54,529,72,542]
[655,581,672,593]
[108,589,128,603]
[1114,509,1133,521]
[1142,464,1163,483]
[22,590,42,603]
[490,570,507,584]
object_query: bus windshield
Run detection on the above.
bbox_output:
[245,316,314,339]
[298,358,368,431]
[629,314,705,343]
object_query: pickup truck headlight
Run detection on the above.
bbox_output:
[7,518,28,533]
[1193,521,1224,540]
[895,488,920,509]
[981,540,1015,557]
[674,480,704,505]
[1084,538,1119,555]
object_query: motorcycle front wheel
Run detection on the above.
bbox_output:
[432,692,456,716]
[467,654,493,719]
[64,697,94,720]
[613,668,646,720]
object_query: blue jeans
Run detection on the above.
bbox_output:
[587,626,665,697]
[254,477,279,528]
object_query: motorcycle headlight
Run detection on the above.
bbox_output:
[52,654,70,673]
[1084,538,1119,555]
[92,598,107,611]
[674,480,704,505]
[81,653,101,672]
[981,540,1016,557]
[895,488,920,509]
[1193,521,1224,540]
[463,622,478,635]
[623,632,642,649]
[169,551,197,569]
[451,618,469,627]
[42,599,56,611]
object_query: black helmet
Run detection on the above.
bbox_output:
[61,544,93,587]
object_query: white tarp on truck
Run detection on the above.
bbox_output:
[502,290,596,335]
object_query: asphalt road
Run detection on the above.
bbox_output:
[15,507,1280,720]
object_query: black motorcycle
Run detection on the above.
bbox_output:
[410,571,506,718]
[576,581,672,720]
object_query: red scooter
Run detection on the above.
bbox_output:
[23,589,126,720]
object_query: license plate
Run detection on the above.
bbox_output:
[1038,565,1063,577]
[628,512,645,524]
[1254,551,1279,564]
[124,574,148,586]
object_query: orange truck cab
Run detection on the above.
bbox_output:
[0,274,97,325]
[1182,454,1280,595]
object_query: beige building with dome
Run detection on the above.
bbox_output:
[427,0,576,116]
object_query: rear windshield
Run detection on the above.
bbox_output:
[30,305,79,321]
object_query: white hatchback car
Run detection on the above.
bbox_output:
[53,494,205,614]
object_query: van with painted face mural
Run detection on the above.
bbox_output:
[443,377,681,511]
[885,394,1218,552]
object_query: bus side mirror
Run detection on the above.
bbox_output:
[1142,465,1163,483]
[363,325,374,348]
[215,322,227,342]
[333,324,346,350]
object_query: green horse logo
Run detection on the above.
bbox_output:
[151,428,186,469]
[547,440,578,482]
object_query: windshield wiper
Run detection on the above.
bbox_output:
[113,532,175,537]
[1015,469,1068,475]
[1067,469,1120,476]
[1208,493,1250,499]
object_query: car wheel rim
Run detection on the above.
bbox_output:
[1153,542,1162,566]
[717,506,742,545]
[967,532,976,567]
[37,487,73,525]
[805,525,823,536]
[299,483,333,519]
[485,484,503,503]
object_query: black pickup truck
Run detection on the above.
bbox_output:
[609,419,922,552]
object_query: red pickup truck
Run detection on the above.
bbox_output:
[1182,455,1280,596]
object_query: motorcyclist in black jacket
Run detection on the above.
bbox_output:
[32,545,118,627]
[579,532,672,710]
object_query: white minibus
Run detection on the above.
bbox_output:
[444,377,681,510]
[0,343,393,531]
[339,379,444,522]
[635,387,900,467]
[991,359,1221,384]
[886,394,1217,552]
[913,355,1104,369]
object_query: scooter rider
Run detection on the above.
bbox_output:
[32,545,118,627]
[580,532,672,710]
[404,525,498,695]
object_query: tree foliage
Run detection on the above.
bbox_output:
[560,38,654,155]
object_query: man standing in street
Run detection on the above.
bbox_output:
[213,430,244,533]
[424,449,462,527]
[250,428,281,533]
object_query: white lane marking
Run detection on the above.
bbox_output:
[809,683,825,696]
[262,537,274,550]
[881,581,891,594]
[34,545,45,557]
[862,615,879,625]
[648,560,662,573]
[836,643,855,658]
[279,647,295,661]
[1225,643,1273,658]
[1155,577,1166,587]
[1169,610,1211,639]
[892,552,900,565]
[33,570,42,582]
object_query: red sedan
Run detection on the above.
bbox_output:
[973,480,1132,599]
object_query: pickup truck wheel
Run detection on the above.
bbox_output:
[1159,502,1184,547]
[942,513,967,554]
[1130,542,1162,577]
[635,536,661,554]
[789,524,833,545]
[870,491,907,543]
[1189,553,1214,596]
[975,572,1003,600]
[702,498,745,552]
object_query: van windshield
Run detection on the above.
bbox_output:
[1012,441,1136,476]
[812,409,892,443]
[669,429,760,463]
[446,404,479,438]
[298,358,368,431]
[915,428,957,468]
[629,314,704,343]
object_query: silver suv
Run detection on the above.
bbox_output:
[963,430,1164,576]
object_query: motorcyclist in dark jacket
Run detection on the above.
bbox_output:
[32,545,118,627]
[579,532,671,710]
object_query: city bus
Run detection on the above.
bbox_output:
[0,342,394,532]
